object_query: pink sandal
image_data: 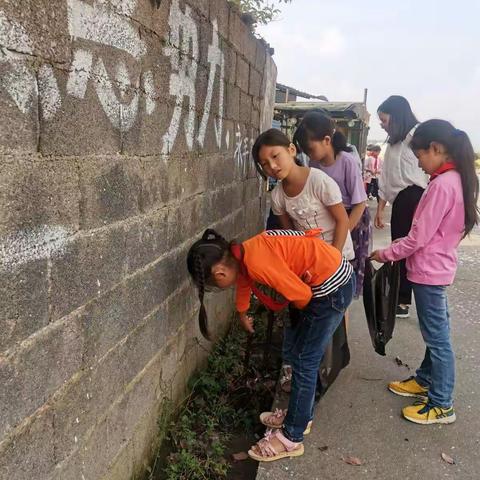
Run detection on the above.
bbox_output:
[248,428,304,462]
[260,409,313,435]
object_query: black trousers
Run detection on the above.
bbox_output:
[391,185,425,305]
[367,178,379,200]
[266,208,281,230]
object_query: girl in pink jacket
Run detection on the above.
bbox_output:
[371,119,479,425]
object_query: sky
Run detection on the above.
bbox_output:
[257,0,480,149]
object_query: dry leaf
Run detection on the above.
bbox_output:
[318,446,329,451]
[441,453,455,465]
[232,451,249,461]
[343,456,363,466]
[395,356,410,369]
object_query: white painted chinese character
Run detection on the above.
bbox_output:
[197,19,225,149]
[66,0,149,132]
[162,0,199,154]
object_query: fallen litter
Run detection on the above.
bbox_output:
[232,451,249,461]
[395,356,411,369]
[342,456,363,466]
[441,452,456,465]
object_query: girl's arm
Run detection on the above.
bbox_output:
[277,213,295,230]
[252,252,313,310]
[348,201,367,231]
[236,275,254,333]
[375,152,388,228]
[236,273,252,313]
[238,312,254,333]
[377,183,448,262]
[327,203,349,252]
[344,157,368,231]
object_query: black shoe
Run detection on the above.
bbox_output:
[396,305,410,318]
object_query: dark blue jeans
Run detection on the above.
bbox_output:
[283,275,355,442]
[413,283,455,408]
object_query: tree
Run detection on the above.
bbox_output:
[230,0,293,26]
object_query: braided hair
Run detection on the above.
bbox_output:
[187,229,232,339]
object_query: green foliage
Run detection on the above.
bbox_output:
[150,312,278,480]
[230,0,293,26]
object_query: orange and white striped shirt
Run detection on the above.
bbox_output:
[236,229,353,312]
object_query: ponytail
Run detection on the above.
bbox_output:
[193,253,209,339]
[293,111,352,157]
[331,130,352,156]
[450,129,479,236]
[411,120,479,237]
[186,229,232,339]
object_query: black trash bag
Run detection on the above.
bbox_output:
[363,259,400,356]
[317,317,350,397]
[287,307,349,399]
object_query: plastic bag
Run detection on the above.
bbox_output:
[363,259,400,356]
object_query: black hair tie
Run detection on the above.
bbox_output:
[197,243,222,251]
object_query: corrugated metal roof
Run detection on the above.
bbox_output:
[276,83,328,102]
[275,101,369,122]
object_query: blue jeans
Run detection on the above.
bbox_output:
[282,311,296,366]
[283,275,355,442]
[413,284,455,408]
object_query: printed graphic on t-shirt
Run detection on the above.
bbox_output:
[289,205,326,235]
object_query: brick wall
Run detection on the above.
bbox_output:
[0,1,277,478]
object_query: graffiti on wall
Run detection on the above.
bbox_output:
[0,11,60,119]
[259,55,276,132]
[66,0,149,131]
[197,18,225,150]
[0,0,246,150]
[0,225,72,271]
[234,123,255,179]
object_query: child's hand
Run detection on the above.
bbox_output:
[302,270,313,284]
[239,312,254,333]
[374,211,385,229]
[370,250,386,263]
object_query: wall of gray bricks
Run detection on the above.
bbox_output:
[0,0,277,478]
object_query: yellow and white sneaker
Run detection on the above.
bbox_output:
[388,376,428,399]
[402,401,456,425]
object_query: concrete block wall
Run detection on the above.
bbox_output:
[0,1,277,478]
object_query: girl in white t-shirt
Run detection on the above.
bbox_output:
[252,128,353,394]
[252,129,353,258]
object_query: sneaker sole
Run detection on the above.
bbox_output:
[396,313,410,318]
[403,412,456,425]
[388,386,428,398]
